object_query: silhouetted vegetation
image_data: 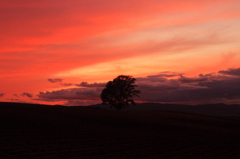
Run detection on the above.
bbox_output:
[100,75,141,110]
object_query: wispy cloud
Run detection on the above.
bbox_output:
[37,88,101,101]
[75,82,106,87]
[178,74,209,83]
[20,92,33,98]
[48,78,63,83]
[0,93,5,97]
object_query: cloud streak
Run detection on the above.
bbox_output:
[48,78,63,83]
[218,67,240,76]
[0,93,5,97]
[178,74,209,83]
[75,82,106,87]
[21,92,33,98]
[38,88,101,101]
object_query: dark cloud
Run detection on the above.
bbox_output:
[60,83,74,87]
[38,68,240,105]
[13,94,19,97]
[137,72,180,83]
[21,92,33,98]
[138,83,178,92]
[64,100,100,106]
[138,82,206,93]
[178,74,208,83]
[137,77,166,82]
[138,72,240,104]
[50,80,105,87]
[147,72,180,78]
[137,78,207,103]
[218,67,240,76]
[0,93,5,97]
[75,82,106,87]
[128,69,240,104]
[37,88,101,101]
[48,78,63,83]
[197,78,240,99]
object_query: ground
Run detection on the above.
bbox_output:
[0,102,240,158]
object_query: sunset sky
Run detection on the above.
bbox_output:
[1,0,240,106]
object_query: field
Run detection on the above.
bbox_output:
[0,102,240,158]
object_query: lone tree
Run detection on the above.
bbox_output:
[101,75,141,110]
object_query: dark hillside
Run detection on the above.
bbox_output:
[0,102,240,158]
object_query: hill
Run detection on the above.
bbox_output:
[0,102,240,158]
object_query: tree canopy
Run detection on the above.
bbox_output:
[100,75,141,110]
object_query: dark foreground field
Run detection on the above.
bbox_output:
[0,102,240,158]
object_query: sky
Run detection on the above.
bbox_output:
[1,0,240,106]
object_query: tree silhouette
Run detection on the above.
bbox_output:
[101,75,141,110]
